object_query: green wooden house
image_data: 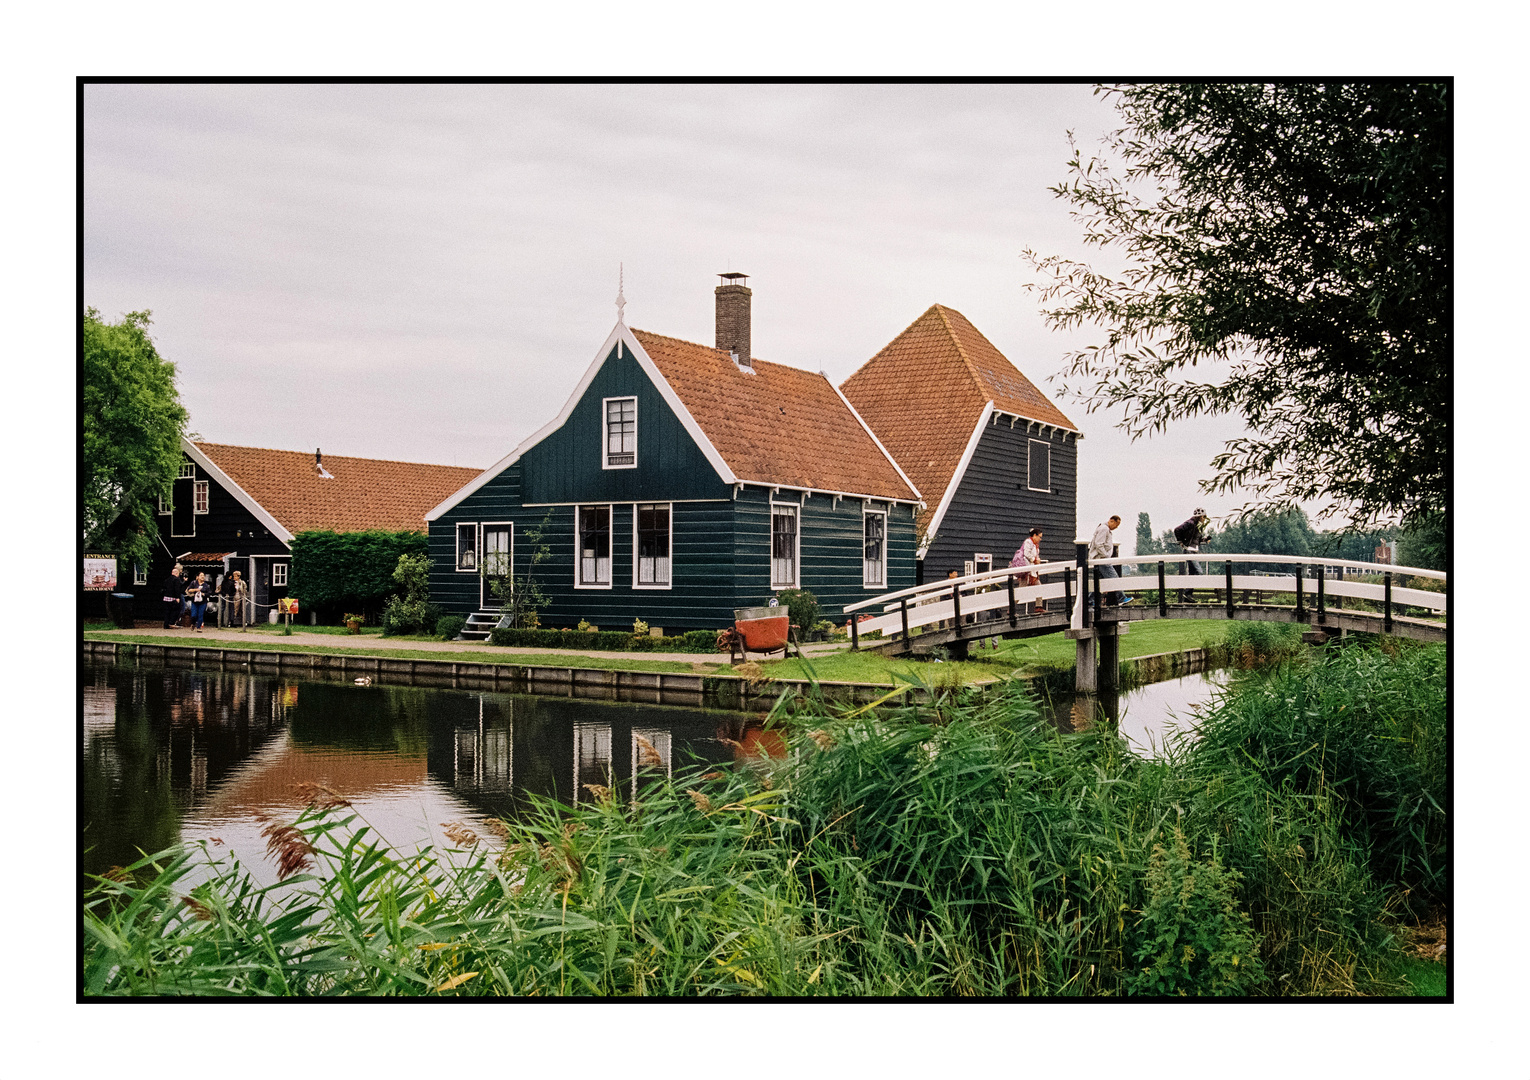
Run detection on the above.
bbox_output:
[426,275,922,636]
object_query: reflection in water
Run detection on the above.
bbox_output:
[1046,670,1233,757]
[82,658,754,887]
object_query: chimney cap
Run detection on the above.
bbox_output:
[718,272,749,284]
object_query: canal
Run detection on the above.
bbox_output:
[81,656,1232,887]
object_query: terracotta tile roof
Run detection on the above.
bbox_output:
[175,552,235,564]
[839,304,1078,515]
[631,330,918,501]
[194,442,482,535]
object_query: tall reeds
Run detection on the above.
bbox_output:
[83,642,1445,997]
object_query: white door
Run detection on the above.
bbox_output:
[481,524,512,609]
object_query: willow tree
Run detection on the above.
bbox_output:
[82,309,189,569]
[1027,83,1449,533]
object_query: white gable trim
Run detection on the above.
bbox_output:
[425,323,736,521]
[182,439,294,546]
[829,380,923,504]
[918,401,993,560]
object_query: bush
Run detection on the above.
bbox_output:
[380,553,437,636]
[436,615,466,640]
[487,626,723,652]
[290,530,427,621]
[775,589,819,634]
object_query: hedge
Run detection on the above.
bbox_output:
[488,627,721,653]
[289,530,428,619]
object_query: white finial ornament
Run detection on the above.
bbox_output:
[615,263,626,322]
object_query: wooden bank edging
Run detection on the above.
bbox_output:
[82,639,948,709]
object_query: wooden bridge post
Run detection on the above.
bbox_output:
[1316,566,1327,624]
[1076,543,1090,630]
[850,612,859,651]
[1294,567,1305,621]
[900,597,910,642]
[1093,565,1102,625]
[1226,561,1235,618]
[1384,572,1393,634]
[1158,561,1167,617]
[1007,572,1017,627]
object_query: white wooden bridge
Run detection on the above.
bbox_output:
[842,551,1447,692]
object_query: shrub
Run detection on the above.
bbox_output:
[436,615,466,640]
[380,554,437,636]
[289,530,427,621]
[774,589,819,634]
[487,626,723,652]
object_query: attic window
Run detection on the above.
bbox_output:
[178,462,196,479]
[1027,439,1051,492]
[604,397,636,469]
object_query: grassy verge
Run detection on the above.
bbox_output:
[84,639,1446,997]
[82,631,727,675]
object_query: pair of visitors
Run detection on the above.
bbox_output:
[1010,527,1047,615]
[183,572,211,632]
[1090,516,1134,606]
[1173,510,1211,603]
[219,570,248,628]
[161,564,186,628]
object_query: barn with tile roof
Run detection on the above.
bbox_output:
[426,275,922,634]
[840,304,1081,584]
[126,438,479,621]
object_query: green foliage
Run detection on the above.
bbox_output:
[82,308,189,569]
[1222,620,1304,666]
[1126,826,1266,996]
[774,588,820,633]
[1135,512,1162,558]
[289,530,428,619]
[381,554,438,636]
[1027,83,1449,529]
[1203,507,1317,573]
[631,618,649,637]
[488,511,553,629]
[1395,510,1447,571]
[435,615,466,641]
[487,627,720,653]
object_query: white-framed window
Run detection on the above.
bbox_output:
[133,561,148,586]
[603,396,637,469]
[863,509,886,588]
[272,562,288,587]
[482,524,513,577]
[178,461,196,479]
[634,503,672,588]
[974,553,993,575]
[576,505,612,587]
[193,480,209,514]
[1028,439,1051,492]
[771,503,799,589]
[456,523,479,571]
[158,495,171,514]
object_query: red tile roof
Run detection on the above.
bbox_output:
[839,305,1078,517]
[194,442,482,535]
[631,330,918,502]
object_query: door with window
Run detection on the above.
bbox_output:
[481,524,512,609]
[771,505,799,589]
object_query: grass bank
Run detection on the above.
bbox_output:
[84,639,1445,997]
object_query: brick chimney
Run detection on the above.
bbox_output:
[715,273,751,369]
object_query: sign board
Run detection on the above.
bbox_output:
[83,555,117,591]
[278,597,300,615]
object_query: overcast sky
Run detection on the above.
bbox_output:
[88,82,1323,547]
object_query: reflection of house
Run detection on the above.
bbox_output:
[127,439,479,621]
[840,305,1081,582]
[426,275,921,631]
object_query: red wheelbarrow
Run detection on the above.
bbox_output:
[721,606,795,662]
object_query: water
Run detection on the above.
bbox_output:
[81,657,1233,887]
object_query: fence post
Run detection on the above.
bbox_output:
[850,611,859,651]
[1076,542,1090,630]
[1007,571,1017,627]
[1064,566,1073,624]
[900,597,910,642]
[1294,564,1305,621]
[1384,572,1393,633]
[951,582,963,637]
[1225,561,1235,618]
[1316,565,1326,624]
[1093,565,1103,623]
[1158,560,1167,617]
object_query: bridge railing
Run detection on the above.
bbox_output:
[841,553,1446,648]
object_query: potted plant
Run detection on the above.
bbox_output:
[344,613,365,634]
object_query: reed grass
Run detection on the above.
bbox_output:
[83,641,1445,997]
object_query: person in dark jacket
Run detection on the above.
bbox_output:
[184,572,211,632]
[1173,510,1210,602]
[161,565,185,628]
[220,570,247,628]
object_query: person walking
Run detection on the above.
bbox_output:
[185,572,211,632]
[160,564,186,629]
[1012,527,1047,614]
[1090,516,1132,606]
[220,570,248,628]
[1173,509,1210,603]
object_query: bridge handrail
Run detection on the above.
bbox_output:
[1096,552,1446,581]
[842,560,1078,614]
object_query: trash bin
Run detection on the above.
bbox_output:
[109,592,137,629]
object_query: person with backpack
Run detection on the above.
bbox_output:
[1173,510,1210,603]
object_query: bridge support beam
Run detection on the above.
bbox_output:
[1066,622,1128,694]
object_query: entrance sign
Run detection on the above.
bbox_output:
[83,555,117,591]
[278,598,300,614]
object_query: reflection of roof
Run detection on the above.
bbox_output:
[841,305,1078,517]
[200,736,427,817]
[631,330,918,502]
[194,442,481,534]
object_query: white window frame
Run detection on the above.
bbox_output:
[481,522,514,579]
[193,480,209,514]
[1027,439,1052,493]
[974,553,993,575]
[602,396,638,470]
[158,495,171,515]
[575,504,614,589]
[272,562,288,587]
[633,502,673,590]
[770,502,800,590]
[456,522,480,572]
[133,561,148,586]
[178,462,196,479]
[862,508,887,589]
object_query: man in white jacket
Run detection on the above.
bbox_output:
[1090,516,1133,606]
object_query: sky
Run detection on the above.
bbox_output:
[86,81,1265,549]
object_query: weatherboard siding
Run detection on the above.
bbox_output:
[925,422,1078,575]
